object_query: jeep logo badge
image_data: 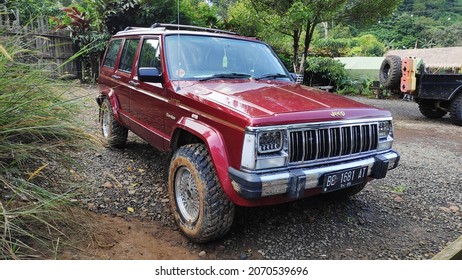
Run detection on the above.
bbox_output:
[331,111,346,117]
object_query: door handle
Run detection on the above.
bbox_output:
[111,74,121,80]
[129,80,140,87]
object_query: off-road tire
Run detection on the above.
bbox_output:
[323,183,366,200]
[99,98,128,148]
[168,143,235,243]
[449,94,462,126]
[418,99,447,119]
[380,55,402,90]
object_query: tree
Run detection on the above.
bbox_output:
[349,34,385,56]
[180,0,219,27]
[239,0,401,74]
[3,0,73,20]
[88,0,218,34]
[364,11,462,49]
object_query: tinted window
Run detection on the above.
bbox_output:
[118,39,140,73]
[103,39,122,68]
[139,39,161,70]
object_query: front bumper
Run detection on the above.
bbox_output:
[229,150,400,200]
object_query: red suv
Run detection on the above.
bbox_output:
[98,23,399,242]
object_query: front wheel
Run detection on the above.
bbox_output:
[168,144,235,243]
[418,99,447,119]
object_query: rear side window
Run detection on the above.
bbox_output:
[103,39,122,68]
[118,39,140,73]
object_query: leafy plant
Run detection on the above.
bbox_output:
[51,4,110,83]
[0,32,94,259]
[305,57,350,90]
[312,38,351,57]
[348,34,385,57]
[391,184,408,194]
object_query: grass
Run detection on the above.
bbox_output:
[0,31,95,259]
[391,184,408,194]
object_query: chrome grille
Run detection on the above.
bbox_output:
[289,123,378,163]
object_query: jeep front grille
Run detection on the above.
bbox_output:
[288,123,378,163]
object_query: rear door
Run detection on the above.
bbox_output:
[113,37,140,121]
[100,39,131,123]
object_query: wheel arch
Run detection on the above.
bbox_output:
[448,85,462,101]
[97,88,122,121]
[169,118,235,198]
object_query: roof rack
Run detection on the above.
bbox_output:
[123,26,141,31]
[150,23,238,36]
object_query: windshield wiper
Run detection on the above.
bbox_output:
[255,73,289,80]
[199,73,251,81]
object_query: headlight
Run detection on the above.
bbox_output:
[241,129,287,170]
[378,121,392,138]
[258,131,283,154]
[377,120,393,151]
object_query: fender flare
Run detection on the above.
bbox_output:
[97,88,121,121]
[172,117,236,200]
[448,85,462,101]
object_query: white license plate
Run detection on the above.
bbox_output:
[322,166,368,193]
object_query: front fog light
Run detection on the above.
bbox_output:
[258,131,283,153]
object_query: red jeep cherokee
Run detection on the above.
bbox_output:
[98,23,399,242]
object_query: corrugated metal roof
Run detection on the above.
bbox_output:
[385,47,462,69]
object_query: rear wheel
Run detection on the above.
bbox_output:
[99,98,128,148]
[450,94,462,126]
[168,144,235,243]
[379,55,402,90]
[418,99,447,119]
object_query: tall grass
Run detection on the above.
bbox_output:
[0,31,94,259]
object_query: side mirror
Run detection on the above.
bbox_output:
[139,67,163,83]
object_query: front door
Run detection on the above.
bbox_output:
[129,37,169,149]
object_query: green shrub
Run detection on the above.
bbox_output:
[348,34,385,57]
[1,32,93,259]
[311,38,351,57]
[304,57,350,90]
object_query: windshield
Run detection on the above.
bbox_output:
[164,35,291,81]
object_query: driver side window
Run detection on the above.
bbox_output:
[139,38,161,70]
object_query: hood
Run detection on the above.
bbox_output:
[178,80,390,122]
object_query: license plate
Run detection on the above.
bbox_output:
[322,166,368,193]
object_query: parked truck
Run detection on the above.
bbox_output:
[379,55,462,125]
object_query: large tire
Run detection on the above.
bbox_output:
[168,144,235,243]
[99,98,128,148]
[380,55,402,90]
[418,99,447,119]
[449,94,462,125]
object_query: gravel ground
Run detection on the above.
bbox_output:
[76,87,462,260]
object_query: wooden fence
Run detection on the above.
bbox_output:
[0,10,79,78]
